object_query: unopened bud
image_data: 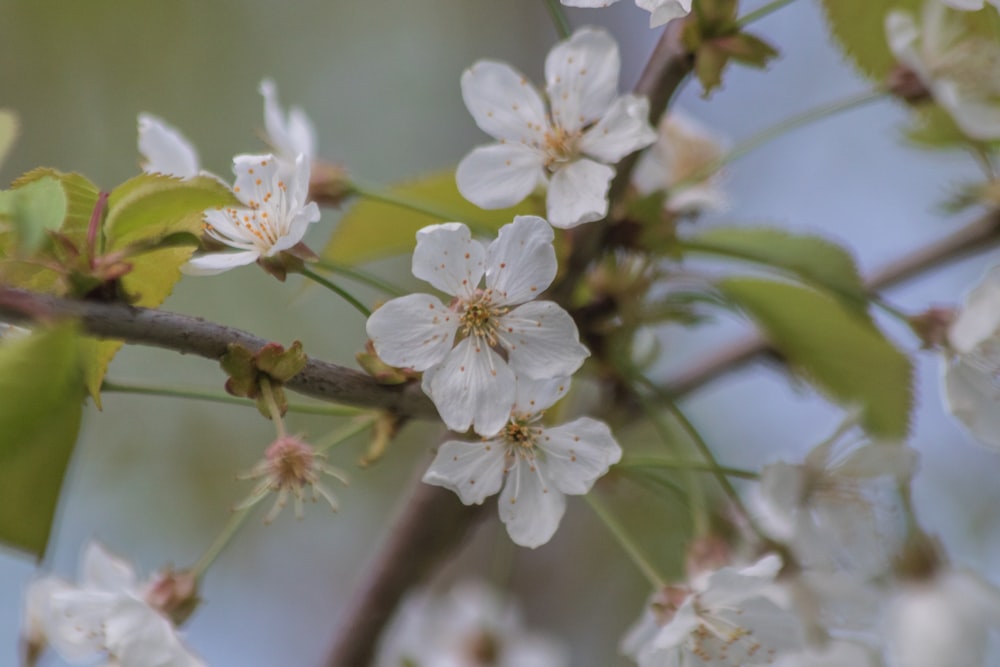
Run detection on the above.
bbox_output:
[309,160,353,207]
[909,306,957,350]
[887,63,932,105]
[144,569,200,626]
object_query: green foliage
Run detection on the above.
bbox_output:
[0,109,18,171]
[323,171,542,266]
[819,0,923,82]
[684,0,778,95]
[0,176,67,253]
[718,278,913,439]
[0,324,84,558]
[684,227,869,312]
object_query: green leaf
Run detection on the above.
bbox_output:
[819,0,922,82]
[0,324,84,558]
[0,176,67,253]
[684,227,869,311]
[104,173,237,249]
[324,170,543,266]
[718,278,912,439]
[0,109,18,171]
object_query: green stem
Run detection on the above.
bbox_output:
[101,380,362,416]
[299,266,372,318]
[259,376,287,437]
[191,507,253,578]
[314,414,379,453]
[736,0,801,28]
[617,457,759,480]
[311,259,407,297]
[544,0,572,39]
[584,494,667,589]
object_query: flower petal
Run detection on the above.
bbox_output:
[560,0,622,5]
[538,417,621,495]
[422,438,507,505]
[636,0,693,27]
[138,114,200,179]
[546,158,614,228]
[47,589,121,662]
[461,61,548,143]
[411,222,487,298]
[498,458,566,548]
[499,300,589,379]
[259,79,317,162]
[80,541,138,593]
[366,293,458,371]
[181,250,261,276]
[545,27,621,132]
[579,94,657,164]
[269,201,320,255]
[456,143,545,210]
[428,337,516,436]
[485,215,557,305]
[512,376,572,416]
[942,355,1000,449]
[105,597,206,667]
[231,154,282,208]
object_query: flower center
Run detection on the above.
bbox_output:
[458,291,506,345]
[933,39,1000,95]
[542,125,581,169]
[265,435,319,488]
[501,417,542,457]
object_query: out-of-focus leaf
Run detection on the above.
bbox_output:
[819,0,923,82]
[719,278,912,439]
[323,171,543,266]
[0,324,84,558]
[0,110,18,171]
[0,177,67,253]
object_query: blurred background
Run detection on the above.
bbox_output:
[2,0,999,665]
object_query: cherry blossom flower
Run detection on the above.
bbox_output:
[754,422,917,576]
[376,580,570,667]
[886,0,1000,140]
[622,554,803,667]
[183,153,320,275]
[632,110,728,214]
[259,78,317,164]
[366,216,589,436]
[24,541,204,667]
[560,0,693,28]
[423,376,621,547]
[456,27,656,228]
[941,265,1000,449]
[137,114,201,180]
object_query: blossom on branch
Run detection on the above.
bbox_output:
[456,27,656,228]
[365,216,589,436]
[137,114,201,180]
[183,153,320,275]
[559,0,693,28]
[259,78,317,164]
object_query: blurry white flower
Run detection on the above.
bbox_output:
[376,580,570,667]
[886,568,1000,667]
[138,114,201,179]
[886,0,1000,140]
[21,575,69,665]
[183,153,320,275]
[755,422,917,576]
[940,0,1000,9]
[941,265,1000,449]
[366,216,589,436]
[24,541,204,667]
[560,0,693,28]
[456,27,656,228]
[632,110,728,214]
[0,321,30,340]
[622,554,803,667]
[259,78,317,164]
[423,376,621,548]
[773,641,882,667]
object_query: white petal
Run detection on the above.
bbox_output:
[80,541,138,593]
[485,215,557,305]
[137,114,200,179]
[498,300,590,379]
[885,11,921,64]
[579,95,657,163]
[560,0,622,5]
[456,143,545,210]
[428,337,516,436]
[546,158,614,228]
[411,222,486,298]
[538,417,621,494]
[268,201,321,255]
[941,89,1000,141]
[229,153,283,209]
[461,61,549,144]
[105,598,205,667]
[422,438,507,505]
[512,376,572,416]
[498,458,566,548]
[636,0,693,27]
[259,79,317,162]
[940,0,985,8]
[181,250,261,276]
[47,589,120,661]
[22,576,72,646]
[835,442,918,480]
[942,354,1000,449]
[545,28,621,132]
[366,293,458,371]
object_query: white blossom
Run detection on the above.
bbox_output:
[423,376,621,548]
[939,0,1000,9]
[259,78,317,164]
[622,554,803,667]
[376,580,570,667]
[886,0,1000,140]
[137,114,201,180]
[885,568,1000,667]
[456,27,656,228]
[183,153,320,275]
[366,216,589,436]
[24,541,204,667]
[773,641,882,667]
[942,265,1000,449]
[559,0,693,28]
[632,110,728,214]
